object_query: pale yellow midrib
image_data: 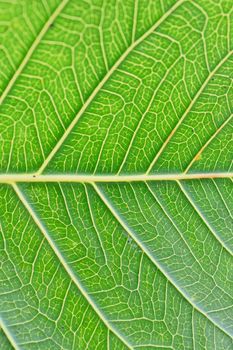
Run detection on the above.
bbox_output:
[0,172,232,184]
[0,0,231,347]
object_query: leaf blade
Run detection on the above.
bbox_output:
[0,0,232,348]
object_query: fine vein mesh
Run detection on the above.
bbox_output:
[1,181,233,348]
[0,0,232,349]
[0,0,232,174]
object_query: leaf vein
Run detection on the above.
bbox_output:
[12,183,133,350]
[92,183,232,338]
[36,0,186,175]
[0,0,69,106]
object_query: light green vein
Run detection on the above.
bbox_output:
[0,0,69,106]
[0,172,232,184]
[92,183,232,339]
[146,50,233,174]
[0,317,19,350]
[36,0,185,175]
[177,180,233,256]
[12,183,133,350]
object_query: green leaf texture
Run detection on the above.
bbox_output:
[0,0,232,349]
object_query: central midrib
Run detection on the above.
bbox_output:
[0,172,232,183]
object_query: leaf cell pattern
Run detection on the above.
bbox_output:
[0,0,232,349]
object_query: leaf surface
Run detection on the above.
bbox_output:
[0,0,232,349]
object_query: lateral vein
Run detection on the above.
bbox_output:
[146,50,233,174]
[177,180,233,256]
[92,183,232,339]
[0,317,20,350]
[0,0,69,105]
[36,0,185,174]
[12,183,133,350]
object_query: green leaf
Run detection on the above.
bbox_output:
[0,328,14,350]
[0,0,232,349]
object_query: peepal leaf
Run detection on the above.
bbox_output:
[0,0,232,349]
